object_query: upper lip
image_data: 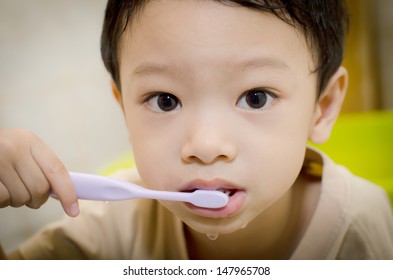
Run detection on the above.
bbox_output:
[180,178,244,193]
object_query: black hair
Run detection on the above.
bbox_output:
[101,0,349,96]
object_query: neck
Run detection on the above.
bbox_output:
[185,171,320,259]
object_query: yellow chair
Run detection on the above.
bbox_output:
[311,111,393,204]
[102,111,393,205]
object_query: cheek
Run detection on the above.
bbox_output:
[129,133,167,188]
[126,117,182,190]
[249,137,306,193]
[241,112,310,198]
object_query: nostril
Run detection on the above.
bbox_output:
[182,155,206,165]
[216,154,233,162]
[183,154,233,165]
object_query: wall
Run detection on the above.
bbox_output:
[342,0,393,112]
[376,0,393,109]
[0,0,130,253]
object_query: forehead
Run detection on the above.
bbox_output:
[120,0,313,78]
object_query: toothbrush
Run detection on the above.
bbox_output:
[59,172,229,209]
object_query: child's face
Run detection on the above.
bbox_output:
[118,0,320,234]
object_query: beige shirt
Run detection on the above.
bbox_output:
[19,148,393,259]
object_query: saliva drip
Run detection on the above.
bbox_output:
[206,233,219,241]
[240,222,248,229]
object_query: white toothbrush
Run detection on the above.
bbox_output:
[63,172,228,208]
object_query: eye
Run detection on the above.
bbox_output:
[236,88,276,110]
[145,93,181,112]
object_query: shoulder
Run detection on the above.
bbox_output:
[296,147,393,259]
[331,163,393,259]
[308,147,392,222]
[342,169,391,218]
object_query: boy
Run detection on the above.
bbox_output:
[1,0,393,259]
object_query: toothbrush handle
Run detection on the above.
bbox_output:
[68,172,193,202]
[69,172,144,201]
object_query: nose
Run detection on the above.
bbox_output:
[181,120,237,165]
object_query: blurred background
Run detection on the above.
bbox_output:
[343,0,393,111]
[0,0,392,255]
[0,0,130,254]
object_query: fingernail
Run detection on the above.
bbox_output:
[68,202,80,217]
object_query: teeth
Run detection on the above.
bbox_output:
[216,188,234,196]
[189,188,236,197]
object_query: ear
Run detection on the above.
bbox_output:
[111,81,124,112]
[309,66,348,144]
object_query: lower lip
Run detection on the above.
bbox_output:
[186,190,246,218]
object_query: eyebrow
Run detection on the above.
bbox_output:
[235,57,290,71]
[132,63,179,77]
[132,57,290,77]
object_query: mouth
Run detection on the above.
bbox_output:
[185,187,238,197]
[180,179,246,218]
[216,188,238,197]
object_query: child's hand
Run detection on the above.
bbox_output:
[0,128,79,217]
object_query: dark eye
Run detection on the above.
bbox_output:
[236,89,276,110]
[146,93,181,112]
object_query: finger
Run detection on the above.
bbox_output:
[15,157,51,209]
[0,180,11,208]
[30,138,79,217]
[0,167,31,207]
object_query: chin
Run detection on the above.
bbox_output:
[181,213,251,236]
